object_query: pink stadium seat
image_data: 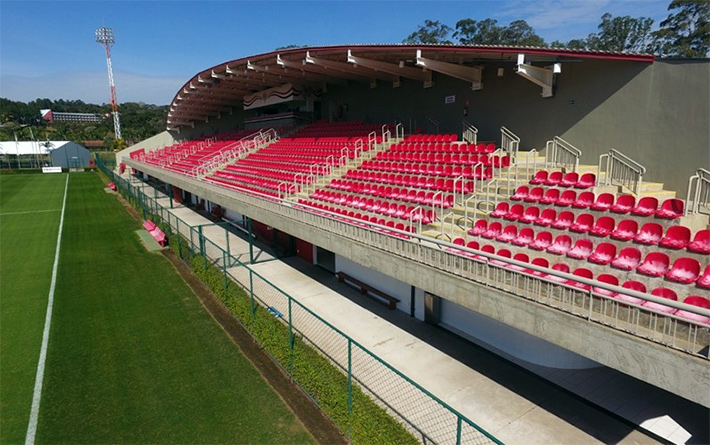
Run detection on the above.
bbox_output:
[490,248,512,267]
[567,238,594,259]
[547,262,571,283]
[490,202,509,218]
[635,222,664,245]
[590,216,615,237]
[560,172,579,187]
[468,219,488,236]
[572,191,595,209]
[610,194,636,214]
[698,265,710,289]
[656,198,684,219]
[546,234,573,255]
[530,170,548,185]
[674,296,710,324]
[481,244,496,255]
[588,242,617,265]
[591,193,615,211]
[631,197,659,216]
[637,252,671,277]
[504,204,525,221]
[510,185,529,201]
[565,267,594,290]
[528,231,553,251]
[540,188,561,205]
[665,257,701,284]
[644,287,678,314]
[507,253,531,272]
[575,173,596,189]
[570,213,594,233]
[556,190,577,207]
[611,247,643,271]
[552,211,575,230]
[520,206,540,224]
[526,257,549,276]
[618,280,648,305]
[688,229,710,254]
[524,187,545,203]
[482,221,503,239]
[659,225,692,249]
[535,208,557,227]
[545,171,564,186]
[512,227,535,246]
[497,225,518,243]
[593,274,620,297]
[466,240,480,251]
[611,219,639,241]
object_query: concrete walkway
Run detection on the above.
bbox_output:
[128,177,707,444]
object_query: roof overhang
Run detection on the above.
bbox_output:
[167,44,655,130]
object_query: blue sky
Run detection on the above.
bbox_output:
[0,0,671,105]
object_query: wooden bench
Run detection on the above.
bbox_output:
[336,271,400,310]
[143,220,167,247]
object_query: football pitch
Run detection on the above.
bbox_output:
[0,172,316,443]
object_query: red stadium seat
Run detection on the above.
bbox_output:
[665,257,701,284]
[588,242,617,265]
[530,170,548,185]
[468,219,488,236]
[699,265,710,289]
[523,187,545,203]
[565,267,594,290]
[546,234,573,255]
[482,221,503,239]
[644,288,678,314]
[512,227,536,246]
[526,257,550,276]
[528,231,553,250]
[507,253,531,272]
[610,194,636,214]
[490,248,512,267]
[688,229,710,254]
[635,222,664,245]
[591,193,615,211]
[675,296,710,324]
[520,206,540,224]
[593,274,620,297]
[659,225,692,249]
[631,196,659,216]
[617,280,648,305]
[545,171,564,186]
[540,188,561,205]
[611,247,643,271]
[567,238,594,259]
[504,204,525,221]
[547,262,571,283]
[611,219,638,241]
[535,208,557,227]
[637,252,671,277]
[572,191,595,209]
[552,211,575,230]
[497,225,518,243]
[490,202,509,218]
[656,198,684,219]
[575,173,596,189]
[570,213,594,233]
[560,172,579,187]
[590,216,615,237]
[556,190,577,207]
[510,185,529,201]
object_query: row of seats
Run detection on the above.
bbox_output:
[445,240,710,324]
[529,170,596,189]
[344,170,476,193]
[359,160,498,178]
[403,134,458,143]
[309,190,439,223]
[297,199,426,230]
[387,142,495,154]
[330,178,471,195]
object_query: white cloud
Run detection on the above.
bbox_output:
[0,71,184,105]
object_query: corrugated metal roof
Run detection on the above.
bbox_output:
[0,141,72,156]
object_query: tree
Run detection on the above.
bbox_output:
[653,0,710,57]
[403,20,453,44]
[586,13,655,53]
[453,18,545,46]
[501,20,546,46]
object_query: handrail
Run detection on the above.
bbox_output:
[545,136,580,172]
[395,122,404,141]
[500,126,520,165]
[685,168,710,216]
[462,119,478,145]
[598,148,646,195]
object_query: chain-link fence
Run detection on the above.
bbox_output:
[97,157,502,445]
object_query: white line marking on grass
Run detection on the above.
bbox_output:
[24,174,69,445]
[0,209,62,216]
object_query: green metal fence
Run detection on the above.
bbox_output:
[98,157,502,445]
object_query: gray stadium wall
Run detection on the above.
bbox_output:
[50,142,90,168]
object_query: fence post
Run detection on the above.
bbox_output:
[247,218,254,264]
[288,298,294,375]
[223,250,228,292]
[249,269,255,319]
[456,417,462,445]
[177,219,183,259]
[347,338,353,440]
[225,226,231,263]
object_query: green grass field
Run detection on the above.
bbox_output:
[0,172,315,443]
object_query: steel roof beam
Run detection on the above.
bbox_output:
[348,50,432,88]
[515,53,561,98]
[416,49,482,90]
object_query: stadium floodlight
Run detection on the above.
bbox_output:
[95,26,122,140]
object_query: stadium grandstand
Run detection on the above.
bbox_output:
[40,108,102,123]
[117,44,709,444]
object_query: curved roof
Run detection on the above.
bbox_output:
[167,44,655,130]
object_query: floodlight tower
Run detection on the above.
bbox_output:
[95,26,122,140]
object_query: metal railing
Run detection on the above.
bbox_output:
[686,168,710,216]
[462,120,478,145]
[499,127,520,165]
[598,148,646,195]
[98,158,503,445]
[545,136,580,172]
